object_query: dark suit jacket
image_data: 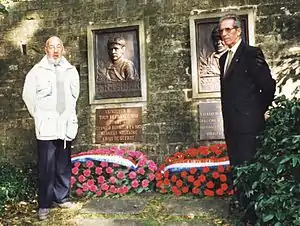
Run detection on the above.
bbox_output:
[220,41,276,134]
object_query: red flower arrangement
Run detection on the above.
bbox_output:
[70,147,158,197]
[155,143,233,197]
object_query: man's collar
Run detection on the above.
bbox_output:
[38,56,72,70]
[229,38,242,54]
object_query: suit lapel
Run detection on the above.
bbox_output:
[220,53,226,78]
[224,42,245,77]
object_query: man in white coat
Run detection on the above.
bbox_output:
[22,36,80,220]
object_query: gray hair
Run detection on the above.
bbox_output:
[219,14,242,29]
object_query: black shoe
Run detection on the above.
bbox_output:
[228,200,244,216]
[241,207,257,226]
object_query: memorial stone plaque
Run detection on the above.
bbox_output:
[96,107,142,143]
[199,101,224,140]
[199,76,220,93]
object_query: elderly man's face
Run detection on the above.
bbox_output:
[108,44,125,62]
[219,18,241,48]
[45,37,64,64]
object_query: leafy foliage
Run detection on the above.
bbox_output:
[0,0,9,14]
[275,53,300,95]
[0,163,37,214]
[235,95,300,225]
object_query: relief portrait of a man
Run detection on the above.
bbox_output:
[106,36,138,81]
[197,25,227,93]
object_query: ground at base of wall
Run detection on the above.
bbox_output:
[0,193,243,226]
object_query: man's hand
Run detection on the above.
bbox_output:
[264,111,270,120]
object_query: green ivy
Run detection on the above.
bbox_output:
[235,95,300,225]
[0,163,37,214]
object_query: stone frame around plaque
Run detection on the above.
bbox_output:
[189,8,256,99]
[87,21,147,104]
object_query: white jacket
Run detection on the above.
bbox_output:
[22,56,80,141]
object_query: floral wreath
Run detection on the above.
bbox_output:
[70,147,158,197]
[155,143,233,197]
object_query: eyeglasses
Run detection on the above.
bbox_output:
[47,45,63,50]
[219,27,236,34]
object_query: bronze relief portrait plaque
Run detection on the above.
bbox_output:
[190,10,255,99]
[87,22,147,104]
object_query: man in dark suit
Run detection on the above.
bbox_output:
[218,14,276,225]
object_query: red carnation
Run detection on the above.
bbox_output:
[78,175,86,183]
[182,186,189,193]
[141,179,149,188]
[82,182,89,192]
[189,168,197,175]
[221,183,228,191]
[187,175,195,183]
[95,167,103,175]
[97,176,105,184]
[171,175,177,183]
[89,185,97,192]
[198,174,206,183]
[206,181,215,189]
[202,167,210,173]
[204,189,214,196]
[72,167,79,175]
[193,179,201,188]
[217,165,225,173]
[76,188,83,196]
[220,174,227,182]
[156,181,163,188]
[180,171,188,178]
[83,169,91,177]
[87,179,95,186]
[163,178,170,186]
[105,167,113,174]
[116,171,125,180]
[216,188,224,196]
[163,171,169,178]
[192,187,199,195]
[74,162,81,168]
[155,172,163,180]
[212,171,220,179]
[86,160,94,168]
[176,179,183,187]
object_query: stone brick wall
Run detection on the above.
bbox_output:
[0,0,299,165]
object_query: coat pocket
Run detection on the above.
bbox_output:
[66,117,78,140]
[37,116,57,137]
[37,80,52,98]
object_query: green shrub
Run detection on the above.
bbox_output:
[0,163,37,214]
[235,95,300,225]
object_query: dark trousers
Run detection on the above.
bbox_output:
[225,133,259,166]
[225,133,259,223]
[37,139,72,208]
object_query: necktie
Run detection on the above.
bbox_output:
[55,65,66,114]
[225,50,233,73]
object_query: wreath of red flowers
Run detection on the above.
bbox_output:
[155,144,233,197]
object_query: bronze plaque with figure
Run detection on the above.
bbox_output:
[199,101,224,140]
[87,22,147,104]
[95,107,142,144]
[190,11,252,98]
